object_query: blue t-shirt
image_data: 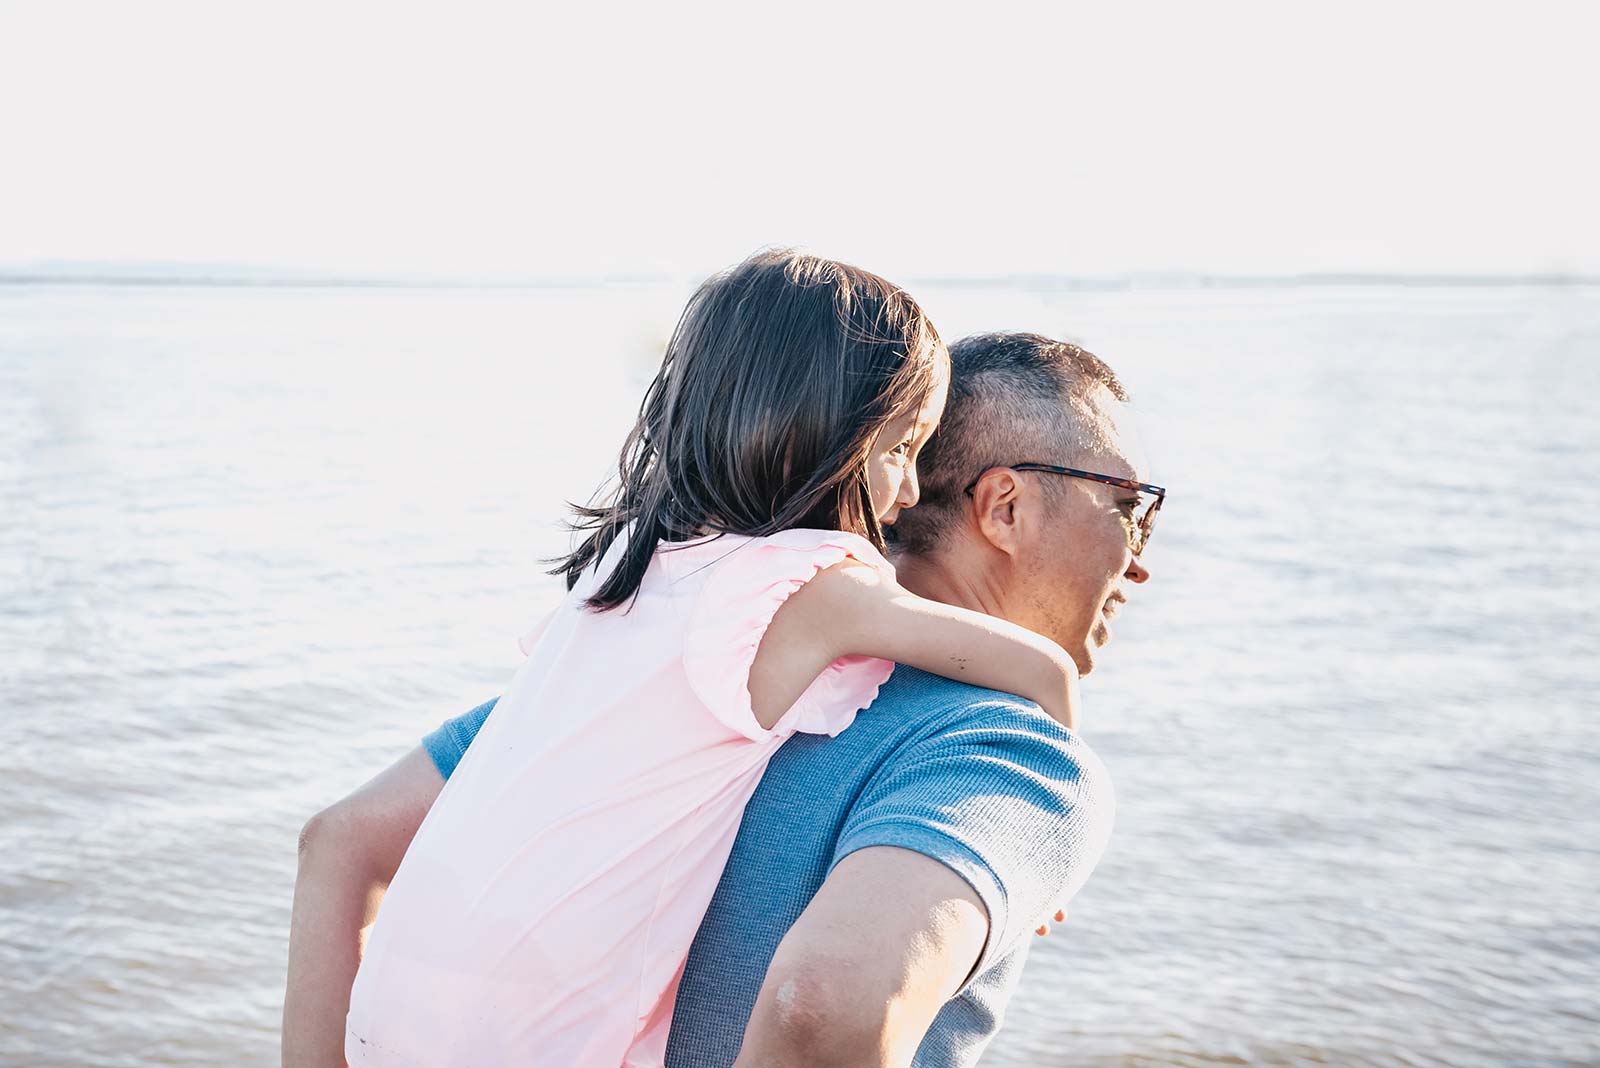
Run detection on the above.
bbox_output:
[424,666,1115,1067]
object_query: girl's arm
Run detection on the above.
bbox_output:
[752,559,1081,730]
[283,748,444,1067]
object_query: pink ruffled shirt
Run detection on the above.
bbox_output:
[346,527,896,1068]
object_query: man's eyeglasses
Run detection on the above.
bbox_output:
[962,463,1167,556]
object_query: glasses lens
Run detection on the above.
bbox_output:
[1133,492,1161,555]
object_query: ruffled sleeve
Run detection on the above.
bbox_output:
[682,529,897,743]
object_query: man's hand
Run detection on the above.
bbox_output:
[732,846,989,1068]
[282,747,444,1068]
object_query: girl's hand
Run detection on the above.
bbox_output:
[1038,658,1082,732]
[1034,910,1068,937]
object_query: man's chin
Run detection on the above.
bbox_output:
[1077,621,1113,675]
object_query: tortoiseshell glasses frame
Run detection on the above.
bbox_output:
[962,463,1166,556]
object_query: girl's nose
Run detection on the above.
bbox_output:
[897,467,921,511]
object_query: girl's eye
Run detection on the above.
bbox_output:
[892,439,914,456]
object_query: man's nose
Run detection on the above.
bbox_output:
[1126,553,1151,584]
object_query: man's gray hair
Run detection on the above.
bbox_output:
[889,332,1129,556]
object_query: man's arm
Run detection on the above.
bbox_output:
[281,747,444,1068]
[728,696,1116,1066]
[733,846,989,1068]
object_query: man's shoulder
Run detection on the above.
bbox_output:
[767,665,1116,831]
[874,664,1052,722]
[871,667,1110,783]
[858,663,1113,799]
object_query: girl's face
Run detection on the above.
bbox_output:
[867,355,951,525]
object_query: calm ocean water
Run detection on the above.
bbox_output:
[2,280,1596,1067]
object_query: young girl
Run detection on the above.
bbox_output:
[344,250,1081,1067]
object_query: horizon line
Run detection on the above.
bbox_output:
[1,260,1596,292]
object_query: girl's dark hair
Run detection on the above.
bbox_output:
[551,248,945,611]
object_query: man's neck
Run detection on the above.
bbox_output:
[891,547,1010,622]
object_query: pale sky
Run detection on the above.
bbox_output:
[2,0,1596,279]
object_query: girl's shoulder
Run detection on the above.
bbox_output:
[677,528,896,742]
[661,527,893,581]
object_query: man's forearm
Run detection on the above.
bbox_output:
[281,813,387,1068]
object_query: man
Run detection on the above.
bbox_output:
[283,331,1160,1067]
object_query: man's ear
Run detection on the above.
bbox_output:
[972,470,1024,557]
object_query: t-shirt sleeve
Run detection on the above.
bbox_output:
[680,529,897,743]
[422,697,499,780]
[829,699,1116,982]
